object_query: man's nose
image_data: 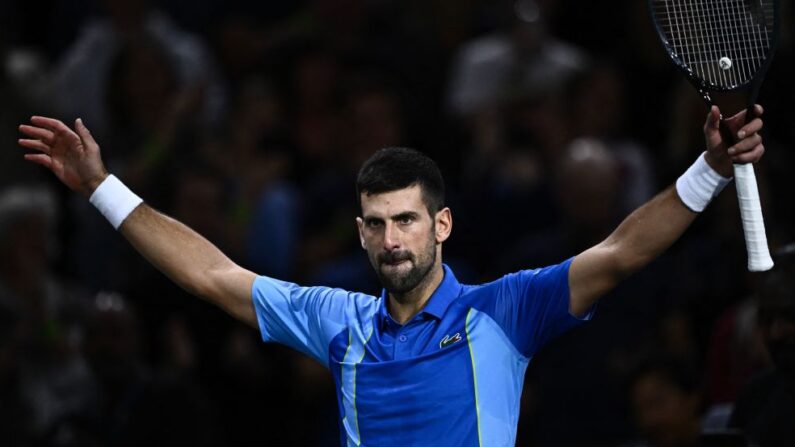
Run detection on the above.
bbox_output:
[383,222,400,250]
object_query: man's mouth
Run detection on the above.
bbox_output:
[380,252,412,268]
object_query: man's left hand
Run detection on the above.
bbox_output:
[703,104,765,178]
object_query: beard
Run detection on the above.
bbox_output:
[370,231,437,296]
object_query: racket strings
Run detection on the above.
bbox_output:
[652,0,774,89]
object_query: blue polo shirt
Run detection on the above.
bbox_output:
[252,259,592,446]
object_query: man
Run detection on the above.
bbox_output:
[18,105,764,446]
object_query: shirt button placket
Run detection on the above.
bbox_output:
[394,332,410,359]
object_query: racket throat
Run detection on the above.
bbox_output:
[698,89,713,108]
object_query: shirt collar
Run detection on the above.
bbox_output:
[378,264,462,326]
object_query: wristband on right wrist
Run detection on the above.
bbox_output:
[675,152,732,213]
[89,175,143,230]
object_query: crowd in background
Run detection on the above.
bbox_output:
[1,0,794,446]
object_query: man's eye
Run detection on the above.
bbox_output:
[367,220,383,228]
[398,216,413,225]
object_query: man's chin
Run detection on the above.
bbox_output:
[378,265,417,293]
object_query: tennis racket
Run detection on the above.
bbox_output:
[649,0,778,271]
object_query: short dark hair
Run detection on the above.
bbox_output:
[356,147,444,216]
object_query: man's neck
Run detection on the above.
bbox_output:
[387,263,444,325]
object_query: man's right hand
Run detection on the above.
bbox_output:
[19,117,109,197]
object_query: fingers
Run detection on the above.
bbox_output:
[730,143,764,164]
[729,131,762,152]
[30,115,73,134]
[737,117,763,139]
[18,138,52,154]
[28,116,81,148]
[74,118,97,148]
[23,153,53,169]
[726,104,764,125]
[729,105,764,163]
[704,105,721,131]
[728,128,764,163]
[20,116,85,158]
[19,124,55,144]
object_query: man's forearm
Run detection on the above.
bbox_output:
[603,185,697,276]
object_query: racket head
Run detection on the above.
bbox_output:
[648,0,780,95]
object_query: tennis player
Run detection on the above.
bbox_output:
[18,105,765,446]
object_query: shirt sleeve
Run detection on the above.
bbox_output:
[488,258,595,357]
[251,276,368,366]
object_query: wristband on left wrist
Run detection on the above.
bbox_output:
[675,152,733,212]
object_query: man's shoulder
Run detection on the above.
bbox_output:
[453,267,541,304]
[253,275,380,308]
[462,261,571,293]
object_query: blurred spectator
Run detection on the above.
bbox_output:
[625,360,704,447]
[0,44,46,188]
[458,89,570,274]
[730,256,795,447]
[502,138,621,270]
[80,291,220,446]
[566,63,656,212]
[702,296,769,424]
[211,5,309,82]
[446,0,587,116]
[46,0,223,143]
[0,185,93,444]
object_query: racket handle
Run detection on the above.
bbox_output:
[733,163,774,271]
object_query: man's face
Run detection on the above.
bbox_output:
[356,185,450,295]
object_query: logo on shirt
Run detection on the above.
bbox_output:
[439,333,462,349]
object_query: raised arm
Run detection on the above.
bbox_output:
[567,105,765,317]
[19,116,257,326]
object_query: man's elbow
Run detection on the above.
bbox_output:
[198,264,258,326]
[604,239,652,280]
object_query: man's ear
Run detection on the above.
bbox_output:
[356,217,366,249]
[435,207,452,244]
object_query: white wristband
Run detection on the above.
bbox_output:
[675,152,732,212]
[89,175,143,230]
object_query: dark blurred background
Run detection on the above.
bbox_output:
[1,0,794,446]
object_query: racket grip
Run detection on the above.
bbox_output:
[733,163,774,271]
